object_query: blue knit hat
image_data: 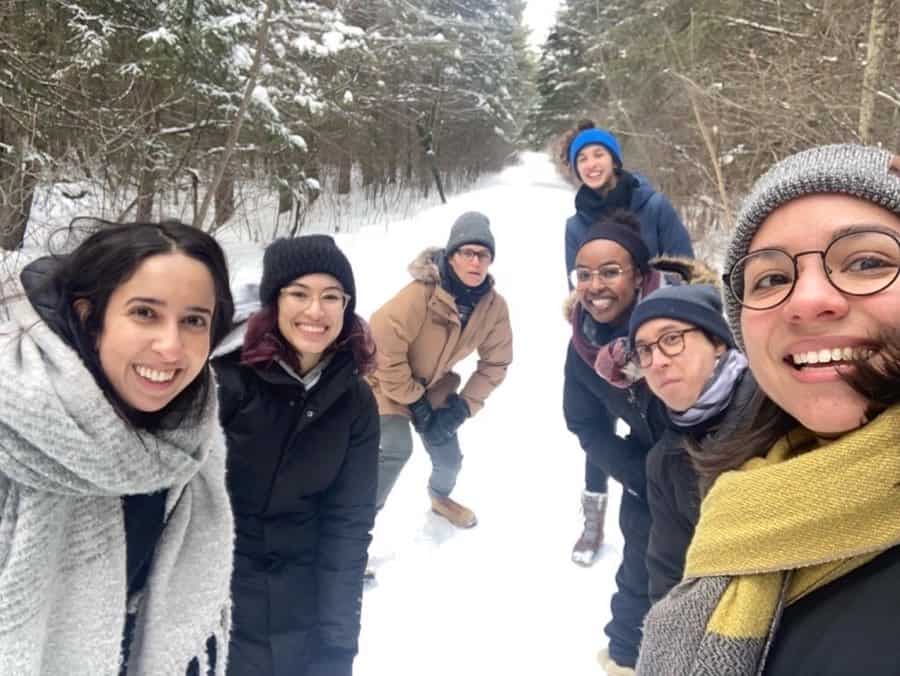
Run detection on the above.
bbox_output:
[568,128,623,173]
[629,284,735,349]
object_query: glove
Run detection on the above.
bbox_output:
[423,394,470,447]
[408,395,435,433]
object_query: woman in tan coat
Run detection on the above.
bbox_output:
[368,211,513,528]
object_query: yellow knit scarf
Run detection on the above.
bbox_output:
[685,404,900,641]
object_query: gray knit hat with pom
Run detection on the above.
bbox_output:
[724,144,900,349]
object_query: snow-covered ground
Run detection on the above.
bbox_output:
[329,153,624,675]
[10,151,626,674]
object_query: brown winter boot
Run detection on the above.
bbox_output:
[572,490,607,566]
[430,494,478,528]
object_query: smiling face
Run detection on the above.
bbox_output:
[277,273,346,373]
[574,239,642,324]
[575,144,618,192]
[740,194,900,435]
[95,252,215,412]
[448,244,493,287]
[635,318,725,412]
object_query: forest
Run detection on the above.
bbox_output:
[1,0,898,248]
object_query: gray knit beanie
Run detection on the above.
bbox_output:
[446,211,495,260]
[724,144,900,349]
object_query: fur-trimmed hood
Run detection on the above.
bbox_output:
[408,246,445,284]
[562,255,719,322]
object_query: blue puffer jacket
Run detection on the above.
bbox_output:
[564,173,694,277]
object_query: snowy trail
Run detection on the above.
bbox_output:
[342,153,625,675]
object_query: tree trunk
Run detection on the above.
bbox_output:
[0,153,38,251]
[337,153,351,194]
[136,161,156,222]
[214,167,235,226]
[859,0,888,143]
[201,0,275,231]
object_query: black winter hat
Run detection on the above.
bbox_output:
[446,211,496,260]
[577,210,650,273]
[259,235,356,315]
[628,284,735,349]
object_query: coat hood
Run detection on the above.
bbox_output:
[408,246,444,284]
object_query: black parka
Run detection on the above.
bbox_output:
[563,342,667,498]
[214,349,379,676]
[645,369,757,603]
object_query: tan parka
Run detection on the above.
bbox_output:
[368,247,513,418]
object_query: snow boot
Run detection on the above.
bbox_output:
[430,494,478,528]
[572,490,607,566]
[597,648,635,676]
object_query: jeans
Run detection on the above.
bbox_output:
[375,415,463,510]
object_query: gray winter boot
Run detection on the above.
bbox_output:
[571,490,607,566]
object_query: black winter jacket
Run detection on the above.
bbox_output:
[763,543,900,675]
[645,370,757,603]
[563,341,668,498]
[214,350,379,676]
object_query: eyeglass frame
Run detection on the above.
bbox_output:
[569,263,632,288]
[453,246,493,263]
[722,228,900,311]
[279,287,352,312]
[630,327,702,368]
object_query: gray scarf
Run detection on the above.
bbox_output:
[0,301,233,675]
[668,349,748,427]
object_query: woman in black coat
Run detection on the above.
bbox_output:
[626,284,755,603]
[214,235,379,676]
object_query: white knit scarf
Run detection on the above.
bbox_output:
[0,301,233,676]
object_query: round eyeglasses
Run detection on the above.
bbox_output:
[724,229,900,310]
[569,264,630,288]
[631,328,701,368]
[280,287,351,312]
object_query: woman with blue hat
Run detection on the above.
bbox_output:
[560,120,695,567]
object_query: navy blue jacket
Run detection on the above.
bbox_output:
[565,174,694,276]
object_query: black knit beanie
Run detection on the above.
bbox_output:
[577,211,650,273]
[629,284,735,349]
[259,235,356,316]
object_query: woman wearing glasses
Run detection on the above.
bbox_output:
[560,121,694,567]
[369,211,513,529]
[214,235,379,676]
[627,284,756,603]
[563,209,713,675]
[638,144,900,675]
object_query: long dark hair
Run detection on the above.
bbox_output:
[688,329,900,494]
[241,302,377,376]
[48,219,234,432]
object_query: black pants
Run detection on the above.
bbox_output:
[605,489,651,668]
[584,454,609,493]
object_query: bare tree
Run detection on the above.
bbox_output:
[199,0,275,232]
[859,0,889,143]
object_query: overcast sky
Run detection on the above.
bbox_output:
[523,0,561,48]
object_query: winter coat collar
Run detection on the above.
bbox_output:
[573,172,659,225]
[574,170,636,222]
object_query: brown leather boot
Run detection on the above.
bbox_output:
[572,490,607,566]
[430,494,478,528]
